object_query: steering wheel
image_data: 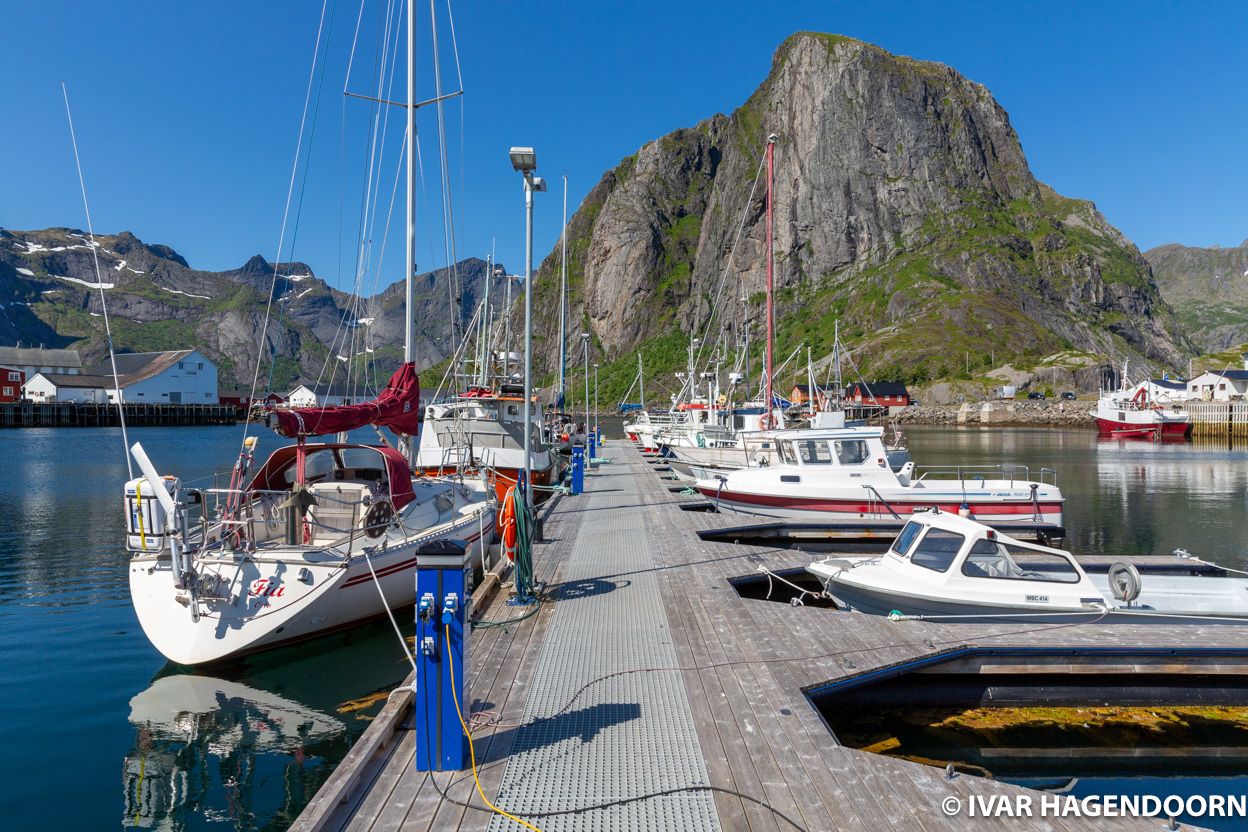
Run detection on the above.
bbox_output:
[364,500,395,538]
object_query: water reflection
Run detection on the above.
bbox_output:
[120,618,411,831]
[905,427,1248,569]
[123,676,346,829]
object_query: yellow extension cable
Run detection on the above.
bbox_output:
[444,624,544,832]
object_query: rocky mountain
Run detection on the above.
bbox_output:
[528,32,1190,403]
[1146,240,1248,352]
[0,227,505,390]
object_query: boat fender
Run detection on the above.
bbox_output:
[1107,561,1141,603]
[499,488,518,559]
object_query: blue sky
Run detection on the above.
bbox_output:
[2,1,1245,291]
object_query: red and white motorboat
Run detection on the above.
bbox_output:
[694,427,1063,527]
[1091,387,1191,438]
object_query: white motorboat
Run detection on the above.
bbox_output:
[415,386,559,503]
[126,367,496,666]
[696,426,1062,527]
[806,509,1248,624]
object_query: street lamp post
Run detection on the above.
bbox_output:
[509,146,545,509]
[593,363,599,443]
[581,332,591,457]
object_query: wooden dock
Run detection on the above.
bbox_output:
[1186,400,1248,440]
[0,401,240,428]
[293,440,1248,831]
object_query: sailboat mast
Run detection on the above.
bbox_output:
[638,352,645,410]
[559,174,568,408]
[764,133,776,420]
[403,0,416,461]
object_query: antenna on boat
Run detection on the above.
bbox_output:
[61,82,133,480]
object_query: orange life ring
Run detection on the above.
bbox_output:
[499,487,518,559]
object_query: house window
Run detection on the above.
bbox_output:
[7,372,17,381]
[2,387,11,397]
[178,361,185,370]
[1220,384,1226,391]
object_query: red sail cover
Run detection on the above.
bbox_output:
[270,363,422,437]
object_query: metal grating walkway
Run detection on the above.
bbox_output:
[485,453,721,831]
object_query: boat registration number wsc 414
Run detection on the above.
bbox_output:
[1025,594,1050,604]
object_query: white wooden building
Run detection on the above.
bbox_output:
[1187,370,1248,401]
[0,347,83,377]
[285,383,360,408]
[22,373,111,403]
[82,350,219,404]
[1129,378,1192,403]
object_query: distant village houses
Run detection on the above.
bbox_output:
[0,346,83,377]
[845,381,911,408]
[0,366,26,403]
[21,349,218,405]
[1186,367,1248,402]
[789,384,835,410]
[286,383,359,408]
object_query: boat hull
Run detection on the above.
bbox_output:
[1094,416,1191,437]
[129,510,493,666]
[698,487,1063,527]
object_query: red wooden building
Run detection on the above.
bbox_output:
[844,381,910,407]
[0,367,26,403]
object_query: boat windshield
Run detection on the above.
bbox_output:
[891,521,924,557]
[833,439,870,465]
[962,539,1081,583]
[778,441,796,464]
[796,439,833,464]
[910,529,965,572]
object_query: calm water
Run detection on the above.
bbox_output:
[0,426,411,831]
[3,423,1248,829]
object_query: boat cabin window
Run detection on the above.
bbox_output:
[909,529,965,572]
[833,439,870,465]
[502,403,521,421]
[778,441,796,464]
[796,440,833,465]
[286,450,336,484]
[890,521,924,557]
[961,539,1081,583]
[336,448,386,482]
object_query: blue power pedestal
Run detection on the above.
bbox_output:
[414,539,472,771]
[570,446,585,494]
[588,432,597,466]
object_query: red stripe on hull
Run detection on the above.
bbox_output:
[339,528,488,588]
[1094,416,1191,437]
[697,488,1062,517]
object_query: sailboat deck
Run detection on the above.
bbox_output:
[293,440,1248,832]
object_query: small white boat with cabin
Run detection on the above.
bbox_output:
[695,426,1062,528]
[806,509,1248,625]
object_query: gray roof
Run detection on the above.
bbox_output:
[30,373,112,389]
[86,350,197,386]
[1151,379,1188,390]
[0,347,82,369]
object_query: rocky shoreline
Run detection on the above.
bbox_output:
[892,400,1095,428]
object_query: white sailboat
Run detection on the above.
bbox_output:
[124,7,495,666]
